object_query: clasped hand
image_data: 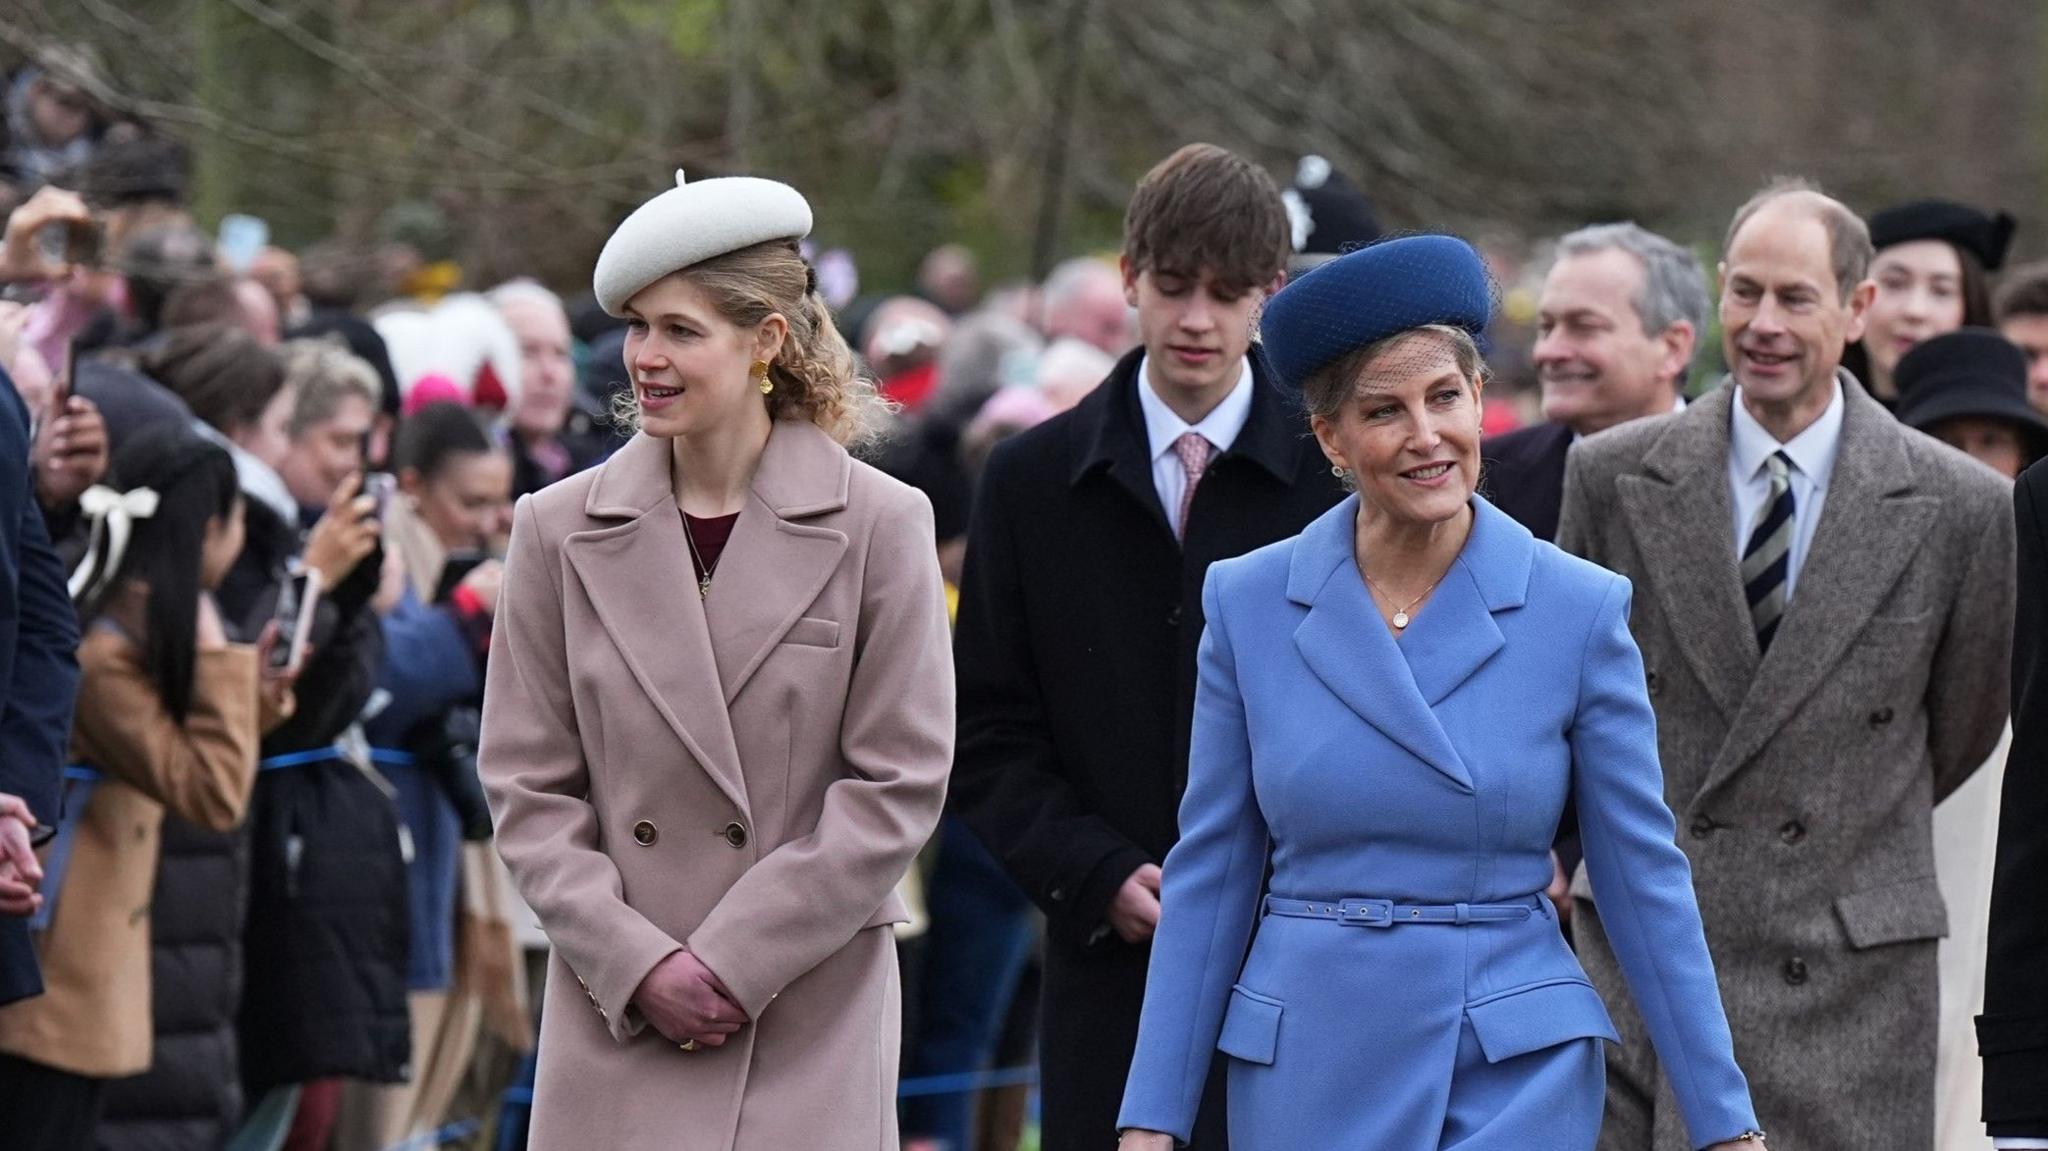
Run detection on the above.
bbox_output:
[631,949,749,1049]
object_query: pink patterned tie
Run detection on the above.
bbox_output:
[1173,431,1213,539]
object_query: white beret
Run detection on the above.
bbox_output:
[593,170,813,316]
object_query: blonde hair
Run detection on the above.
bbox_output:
[613,240,890,446]
[1300,324,1488,423]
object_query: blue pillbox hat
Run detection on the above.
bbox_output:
[1258,233,1494,390]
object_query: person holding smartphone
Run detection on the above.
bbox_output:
[0,427,294,1151]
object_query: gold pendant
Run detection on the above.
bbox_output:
[1392,610,1410,629]
[698,573,712,600]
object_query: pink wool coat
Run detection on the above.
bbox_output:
[479,420,954,1149]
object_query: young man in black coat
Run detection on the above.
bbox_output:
[1982,458,2048,1143]
[950,144,1343,1149]
[1481,222,1704,542]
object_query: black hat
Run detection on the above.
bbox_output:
[1868,199,2017,271]
[1894,327,2048,456]
[1284,155,1382,271]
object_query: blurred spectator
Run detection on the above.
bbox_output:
[341,402,513,1151]
[222,336,403,1150]
[1994,260,2048,417]
[251,246,307,329]
[290,240,403,464]
[862,295,951,412]
[919,243,982,315]
[76,133,191,259]
[374,293,523,419]
[1039,257,1133,356]
[159,273,281,347]
[1894,328,2047,480]
[0,428,274,1150]
[1035,336,1114,412]
[873,311,1040,589]
[1280,153,1381,276]
[4,48,109,190]
[487,281,604,497]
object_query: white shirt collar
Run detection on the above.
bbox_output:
[1730,375,1846,485]
[1134,353,1256,461]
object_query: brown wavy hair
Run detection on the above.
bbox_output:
[613,239,889,446]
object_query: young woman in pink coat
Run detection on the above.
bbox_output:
[478,173,954,1149]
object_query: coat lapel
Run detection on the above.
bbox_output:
[1069,350,1174,538]
[701,422,852,703]
[1614,386,1757,720]
[563,434,750,816]
[1400,499,1529,707]
[1701,381,1937,794]
[1288,498,1475,792]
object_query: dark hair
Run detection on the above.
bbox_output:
[298,240,376,310]
[143,323,289,436]
[81,428,241,722]
[117,225,218,334]
[1996,260,2048,324]
[1123,144,1291,297]
[393,402,496,480]
[160,274,245,331]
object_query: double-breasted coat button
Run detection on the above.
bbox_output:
[632,820,658,846]
[1869,706,1895,728]
[722,821,749,849]
[1166,606,1183,627]
[1779,819,1806,845]
[1782,956,1809,985]
[1689,814,1716,840]
[1645,669,1662,696]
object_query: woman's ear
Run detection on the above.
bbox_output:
[1309,413,1347,473]
[755,313,790,365]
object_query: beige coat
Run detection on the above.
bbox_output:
[0,630,262,1077]
[478,420,954,1149]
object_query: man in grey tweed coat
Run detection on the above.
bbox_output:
[1558,180,2014,1149]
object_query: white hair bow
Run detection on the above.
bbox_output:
[68,484,161,604]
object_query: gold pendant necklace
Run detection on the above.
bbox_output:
[683,514,719,600]
[1362,570,1443,630]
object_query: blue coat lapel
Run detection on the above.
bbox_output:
[1402,499,1530,705]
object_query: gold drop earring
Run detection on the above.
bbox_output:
[751,360,773,395]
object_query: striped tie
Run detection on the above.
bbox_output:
[1742,450,1796,653]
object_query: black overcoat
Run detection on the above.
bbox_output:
[950,348,1342,1149]
[1478,419,1572,543]
[1982,459,2048,1136]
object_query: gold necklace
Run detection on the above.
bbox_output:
[683,514,719,599]
[1361,569,1443,630]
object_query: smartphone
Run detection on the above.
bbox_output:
[435,550,488,605]
[218,214,269,273]
[364,473,397,523]
[33,216,103,268]
[268,569,323,675]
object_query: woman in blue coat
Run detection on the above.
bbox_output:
[1116,236,1766,1151]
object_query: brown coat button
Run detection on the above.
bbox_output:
[1782,956,1809,985]
[1869,706,1895,727]
[632,820,658,846]
[722,821,749,849]
[1689,814,1716,840]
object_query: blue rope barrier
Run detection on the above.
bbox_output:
[896,1065,1038,1098]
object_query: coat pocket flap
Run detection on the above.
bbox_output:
[1834,876,1948,949]
[1466,979,1619,1063]
[783,616,841,648]
[1216,985,1283,1065]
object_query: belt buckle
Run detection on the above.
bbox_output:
[1339,898,1394,927]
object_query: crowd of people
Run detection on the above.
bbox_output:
[1,40,2047,1151]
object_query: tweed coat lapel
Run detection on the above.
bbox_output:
[1288,497,1476,792]
[1699,380,1936,795]
[562,433,749,815]
[701,421,852,703]
[1615,385,1757,721]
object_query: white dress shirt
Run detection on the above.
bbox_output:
[1727,379,1845,600]
[1994,1140,2048,1148]
[1135,355,1255,537]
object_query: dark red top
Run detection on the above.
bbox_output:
[684,511,742,583]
